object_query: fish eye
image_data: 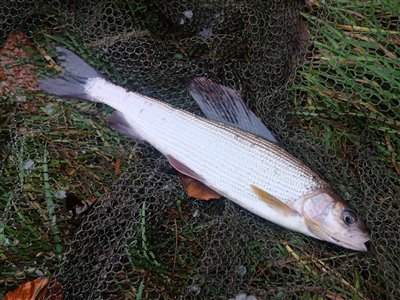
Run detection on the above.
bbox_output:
[342,209,358,225]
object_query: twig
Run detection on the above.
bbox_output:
[89,30,151,48]
[384,134,400,174]
[36,46,62,71]
[173,219,178,268]
[337,24,400,35]
[285,244,317,277]
[285,245,368,299]
[345,32,397,59]
[311,255,369,300]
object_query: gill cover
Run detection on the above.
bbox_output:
[302,189,370,251]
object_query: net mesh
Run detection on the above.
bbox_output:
[1,0,399,299]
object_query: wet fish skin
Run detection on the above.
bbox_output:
[39,47,370,251]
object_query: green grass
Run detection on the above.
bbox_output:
[294,0,400,174]
[1,0,399,299]
[0,46,136,296]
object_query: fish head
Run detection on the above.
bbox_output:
[301,188,370,251]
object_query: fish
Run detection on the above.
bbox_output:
[39,47,370,251]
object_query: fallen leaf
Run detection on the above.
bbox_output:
[66,168,76,176]
[114,158,121,174]
[0,31,39,95]
[47,281,63,300]
[66,193,98,217]
[179,175,221,201]
[20,102,39,111]
[4,278,49,300]
[37,46,62,72]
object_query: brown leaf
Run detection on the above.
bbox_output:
[114,158,121,174]
[179,175,221,200]
[0,31,39,95]
[4,278,49,300]
[47,282,63,300]
[66,193,97,217]
[20,102,39,111]
[66,168,76,176]
[4,278,64,300]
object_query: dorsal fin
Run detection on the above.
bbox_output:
[184,77,277,143]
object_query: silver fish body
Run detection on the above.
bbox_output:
[40,47,370,251]
[89,78,322,227]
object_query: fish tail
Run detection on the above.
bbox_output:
[39,47,103,102]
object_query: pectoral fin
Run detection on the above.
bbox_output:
[251,185,298,216]
[304,216,323,239]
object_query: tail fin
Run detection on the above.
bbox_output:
[39,47,103,101]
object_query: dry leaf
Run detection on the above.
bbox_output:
[66,193,98,217]
[179,175,221,200]
[114,158,121,174]
[0,31,39,95]
[4,278,49,300]
[4,278,64,300]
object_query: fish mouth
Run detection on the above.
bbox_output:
[304,216,370,251]
[329,234,370,252]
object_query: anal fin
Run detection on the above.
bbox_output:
[107,111,143,142]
